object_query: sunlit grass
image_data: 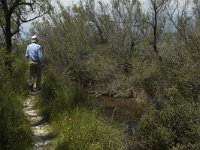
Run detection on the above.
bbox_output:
[52,108,126,150]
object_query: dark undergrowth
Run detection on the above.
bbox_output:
[136,60,200,150]
[0,47,32,150]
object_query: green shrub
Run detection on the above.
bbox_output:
[136,87,200,150]
[140,62,200,102]
[0,48,32,150]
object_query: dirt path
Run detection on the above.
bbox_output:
[23,93,53,150]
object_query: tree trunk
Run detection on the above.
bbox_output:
[5,27,12,54]
[153,11,162,62]
[2,0,13,70]
[5,14,13,70]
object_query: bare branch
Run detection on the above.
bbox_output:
[1,0,51,53]
[8,0,21,16]
[20,12,46,23]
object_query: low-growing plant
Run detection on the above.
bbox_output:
[52,108,126,150]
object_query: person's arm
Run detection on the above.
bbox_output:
[38,46,44,65]
[25,46,29,59]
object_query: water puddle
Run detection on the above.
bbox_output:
[95,96,143,133]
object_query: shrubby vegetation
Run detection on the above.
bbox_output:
[136,38,200,149]
[31,0,200,149]
[38,68,127,149]
[137,89,200,150]
[0,47,32,150]
[136,64,200,149]
[1,0,200,149]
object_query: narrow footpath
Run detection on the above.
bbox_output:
[23,93,53,150]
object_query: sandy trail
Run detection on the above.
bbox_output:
[23,93,53,150]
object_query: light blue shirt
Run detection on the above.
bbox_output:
[25,43,44,65]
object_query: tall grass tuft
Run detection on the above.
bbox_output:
[38,70,90,120]
[53,108,126,150]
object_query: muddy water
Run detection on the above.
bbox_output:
[95,96,143,135]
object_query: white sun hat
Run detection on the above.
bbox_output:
[31,35,38,43]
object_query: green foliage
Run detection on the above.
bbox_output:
[29,1,200,150]
[53,108,126,150]
[31,1,144,86]
[137,88,200,150]
[38,69,127,150]
[135,52,200,149]
[136,61,200,149]
[0,48,32,150]
[38,69,90,120]
[139,61,200,101]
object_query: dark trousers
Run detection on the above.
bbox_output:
[29,61,42,89]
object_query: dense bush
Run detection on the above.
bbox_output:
[136,86,200,150]
[135,44,200,149]
[140,62,200,101]
[0,48,32,150]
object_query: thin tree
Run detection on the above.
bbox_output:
[147,0,169,62]
[166,0,194,43]
[0,0,51,54]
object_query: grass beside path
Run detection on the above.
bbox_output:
[0,48,32,150]
[52,108,126,150]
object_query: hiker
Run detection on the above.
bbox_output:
[25,35,44,91]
